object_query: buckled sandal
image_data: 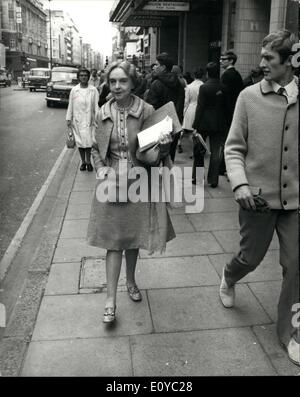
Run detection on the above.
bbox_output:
[103,306,116,323]
[127,284,142,302]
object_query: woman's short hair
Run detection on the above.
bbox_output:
[77,67,90,80]
[106,60,138,88]
[193,67,204,79]
[262,29,297,64]
[206,62,219,78]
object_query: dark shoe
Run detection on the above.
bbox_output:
[192,179,196,185]
[87,163,93,172]
[80,163,86,171]
[127,284,142,302]
[210,183,218,188]
[103,306,116,323]
[178,144,183,153]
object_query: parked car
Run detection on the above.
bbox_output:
[28,68,50,91]
[0,69,9,87]
[46,66,78,107]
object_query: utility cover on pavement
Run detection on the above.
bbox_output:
[79,257,127,294]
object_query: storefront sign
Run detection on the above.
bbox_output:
[144,34,149,48]
[143,1,190,12]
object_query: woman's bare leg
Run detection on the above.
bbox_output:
[125,249,139,287]
[105,250,123,308]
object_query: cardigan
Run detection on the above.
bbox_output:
[225,77,299,210]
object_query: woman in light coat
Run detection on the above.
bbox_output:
[178,67,204,153]
[86,61,175,324]
[66,68,99,171]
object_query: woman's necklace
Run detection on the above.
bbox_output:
[115,96,133,112]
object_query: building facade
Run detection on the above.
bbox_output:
[110,0,299,76]
[1,0,49,77]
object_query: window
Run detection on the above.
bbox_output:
[10,39,16,49]
[8,3,14,19]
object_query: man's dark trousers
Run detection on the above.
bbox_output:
[224,208,299,347]
[192,131,223,185]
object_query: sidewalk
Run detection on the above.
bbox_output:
[15,139,300,376]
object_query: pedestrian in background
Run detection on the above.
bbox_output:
[192,62,227,187]
[183,71,194,85]
[220,30,299,366]
[178,67,204,153]
[146,53,185,162]
[89,68,101,91]
[243,66,263,88]
[87,60,175,324]
[219,50,244,175]
[66,67,99,172]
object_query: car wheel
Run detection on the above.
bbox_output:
[29,88,32,92]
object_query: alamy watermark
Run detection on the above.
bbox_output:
[291,303,300,328]
[95,164,205,213]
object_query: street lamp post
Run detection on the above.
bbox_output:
[48,0,52,69]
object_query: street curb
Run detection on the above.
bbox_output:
[0,149,79,376]
[0,146,68,282]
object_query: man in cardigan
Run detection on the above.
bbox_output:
[220,30,299,366]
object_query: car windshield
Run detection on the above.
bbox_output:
[51,71,77,83]
[30,70,49,77]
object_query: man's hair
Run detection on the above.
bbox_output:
[222,50,238,65]
[77,67,90,80]
[194,67,204,79]
[206,62,219,78]
[262,29,297,64]
[106,60,138,88]
[156,52,174,72]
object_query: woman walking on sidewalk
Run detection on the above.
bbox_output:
[86,60,175,324]
[66,68,99,172]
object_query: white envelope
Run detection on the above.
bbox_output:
[138,115,173,152]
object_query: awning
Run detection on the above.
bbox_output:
[110,0,190,27]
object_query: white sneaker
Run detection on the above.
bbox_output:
[287,338,300,366]
[219,268,235,308]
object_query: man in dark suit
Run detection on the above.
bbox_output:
[219,50,244,175]
[192,62,227,187]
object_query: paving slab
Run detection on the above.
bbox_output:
[32,292,153,341]
[201,198,238,213]
[53,238,106,263]
[147,285,271,333]
[72,182,95,192]
[248,281,281,322]
[79,256,127,293]
[212,230,280,253]
[188,212,239,232]
[206,181,233,198]
[130,328,276,376]
[60,219,89,239]
[65,203,91,220]
[136,256,220,289]
[45,262,81,295]
[140,232,223,258]
[253,324,300,376]
[208,251,282,283]
[69,191,94,205]
[22,337,132,377]
[168,214,195,233]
